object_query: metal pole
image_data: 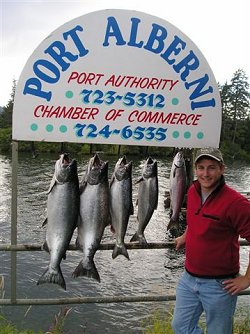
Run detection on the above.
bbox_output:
[0,290,249,306]
[11,140,18,303]
[0,239,249,252]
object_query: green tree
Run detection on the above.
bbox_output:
[220,69,250,158]
[227,69,250,145]
[0,79,16,128]
[219,81,231,142]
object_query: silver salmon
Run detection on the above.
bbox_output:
[110,156,133,260]
[37,154,79,290]
[72,154,110,282]
[130,157,158,244]
[167,151,187,232]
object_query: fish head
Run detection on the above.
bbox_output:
[54,153,78,183]
[114,156,132,181]
[87,154,109,185]
[173,151,185,168]
[143,157,157,179]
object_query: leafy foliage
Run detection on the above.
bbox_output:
[0,80,16,129]
[142,308,250,334]
[219,69,250,157]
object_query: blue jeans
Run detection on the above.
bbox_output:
[172,270,238,334]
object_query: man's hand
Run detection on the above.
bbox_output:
[175,234,186,251]
[223,275,250,295]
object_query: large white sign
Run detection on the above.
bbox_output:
[13,9,222,148]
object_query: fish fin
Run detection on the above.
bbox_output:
[109,174,115,187]
[169,207,173,217]
[106,213,112,227]
[130,232,148,245]
[167,218,179,232]
[135,177,143,185]
[47,175,56,194]
[173,167,176,178]
[41,217,48,228]
[129,202,134,215]
[110,224,115,234]
[72,260,100,283]
[37,265,66,290]
[154,195,159,210]
[79,181,87,194]
[154,183,159,210]
[75,237,82,250]
[76,215,81,227]
[42,241,50,253]
[112,244,130,260]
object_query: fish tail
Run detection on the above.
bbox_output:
[167,218,179,231]
[130,232,148,245]
[72,260,100,283]
[112,244,130,260]
[37,265,66,290]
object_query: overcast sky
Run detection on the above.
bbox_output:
[1,0,249,107]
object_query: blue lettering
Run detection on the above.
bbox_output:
[144,23,167,54]
[100,16,214,111]
[173,50,199,81]
[103,17,126,46]
[190,99,216,110]
[45,41,78,71]
[63,25,89,57]
[185,74,215,110]
[23,25,88,101]
[23,78,52,101]
[185,74,213,99]
[161,35,186,65]
[33,59,60,83]
[127,18,143,48]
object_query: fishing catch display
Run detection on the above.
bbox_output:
[38,151,187,290]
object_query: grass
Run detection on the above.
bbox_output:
[0,307,72,334]
[142,308,250,334]
[233,311,250,334]
[0,315,43,334]
[0,275,249,333]
[142,310,173,334]
[0,274,71,334]
[0,306,249,334]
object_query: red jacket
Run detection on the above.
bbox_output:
[185,177,250,278]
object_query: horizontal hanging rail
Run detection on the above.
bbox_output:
[1,240,249,306]
[1,290,250,306]
[0,240,249,252]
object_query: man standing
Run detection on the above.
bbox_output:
[171,147,250,334]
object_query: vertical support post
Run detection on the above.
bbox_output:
[183,148,194,188]
[11,140,18,303]
[117,145,121,156]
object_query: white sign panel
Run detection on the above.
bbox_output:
[13,9,222,148]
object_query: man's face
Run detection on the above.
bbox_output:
[195,158,225,191]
